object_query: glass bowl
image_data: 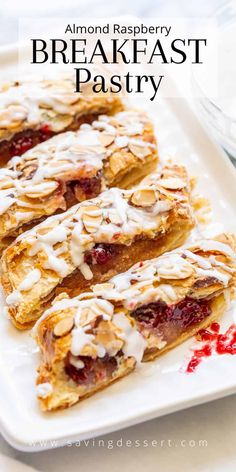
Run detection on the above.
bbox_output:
[192,1,236,160]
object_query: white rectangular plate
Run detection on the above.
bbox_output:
[0,46,236,452]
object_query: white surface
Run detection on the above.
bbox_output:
[0,65,235,450]
[0,2,235,471]
[1,394,236,472]
[0,453,38,472]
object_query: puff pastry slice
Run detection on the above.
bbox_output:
[35,233,236,411]
[0,109,158,251]
[1,164,194,329]
[0,74,123,165]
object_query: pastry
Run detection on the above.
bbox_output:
[0,75,123,165]
[1,164,194,329]
[0,109,158,251]
[34,233,236,411]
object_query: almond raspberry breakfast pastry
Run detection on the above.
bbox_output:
[0,74,123,165]
[1,164,194,329]
[0,109,158,251]
[34,233,236,411]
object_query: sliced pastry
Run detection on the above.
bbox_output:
[0,109,158,251]
[35,233,236,411]
[1,164,194,329]
[0,75,123,165]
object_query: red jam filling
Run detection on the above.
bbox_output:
[131,298,212,332]
[73,172,102,200]
[65,354,118,385]
[9,125,53,157]
[186,322,236,373]
[84,243,116,265]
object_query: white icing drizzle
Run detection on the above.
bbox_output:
[112,313,146,363]
[35,237,235,371]
[0,74,115,134]
[209,255,235,273]
[0,109,154,238]
[90,237,235,309]
[36,382,53,399]
[35,291,146,363]
[69,356,85,369]
[155,254,194,279]
[6,290,22,306]
[0,196,16,215]
[6,169,186,305]
[197,240,235,258]
[6,269,42,306]
[183,249,212,269]
[194,267,230,286]
[18,268,41,291]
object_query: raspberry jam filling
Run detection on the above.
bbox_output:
[9,125,53,157]
[84,243,117,265]
[131,298,212,344]
[72,172,102,200]
[65,353,118,385]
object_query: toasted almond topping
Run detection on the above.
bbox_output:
[79,307,93,326]
[128,143,151,159]
[108,210,123,225]
[53,317,74,337]
[82,204,103,233]
[131,188,157,207]
[93,282,115,294]
[25,181,59,199]
[0,105,28,127]
[99,133,115,147]
[0,178,14,190]
[52,292,70,304]
[160,177,186,190]
[21,163,38,179]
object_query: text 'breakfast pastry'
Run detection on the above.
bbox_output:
[1,164,194,329]
[35,234,236,411]
[0,109,158,251]
[0,75,123,165]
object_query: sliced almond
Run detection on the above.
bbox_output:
[52,292,69,305]
[109,153,127,175]
[108,210,123,225]
[22,163,38,180]
[24,181,59,199]
[99,133,115,147]
[79,307,94,327]
[160,177,186,190]
[82,204,103,233]
[0,105,28,128]
[131,188,157,207]
[53,317,74,337]
[93,282,115,295]
[0,178,14,190]
[96,322,123,352]
[128,143,151,159]
[93,299,114,318]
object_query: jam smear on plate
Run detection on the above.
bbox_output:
[186,322,236,373]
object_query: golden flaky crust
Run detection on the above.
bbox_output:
[0,109,158,251]
[35,233,236,411]
[1,164,194,329]
[0,74,124,165]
